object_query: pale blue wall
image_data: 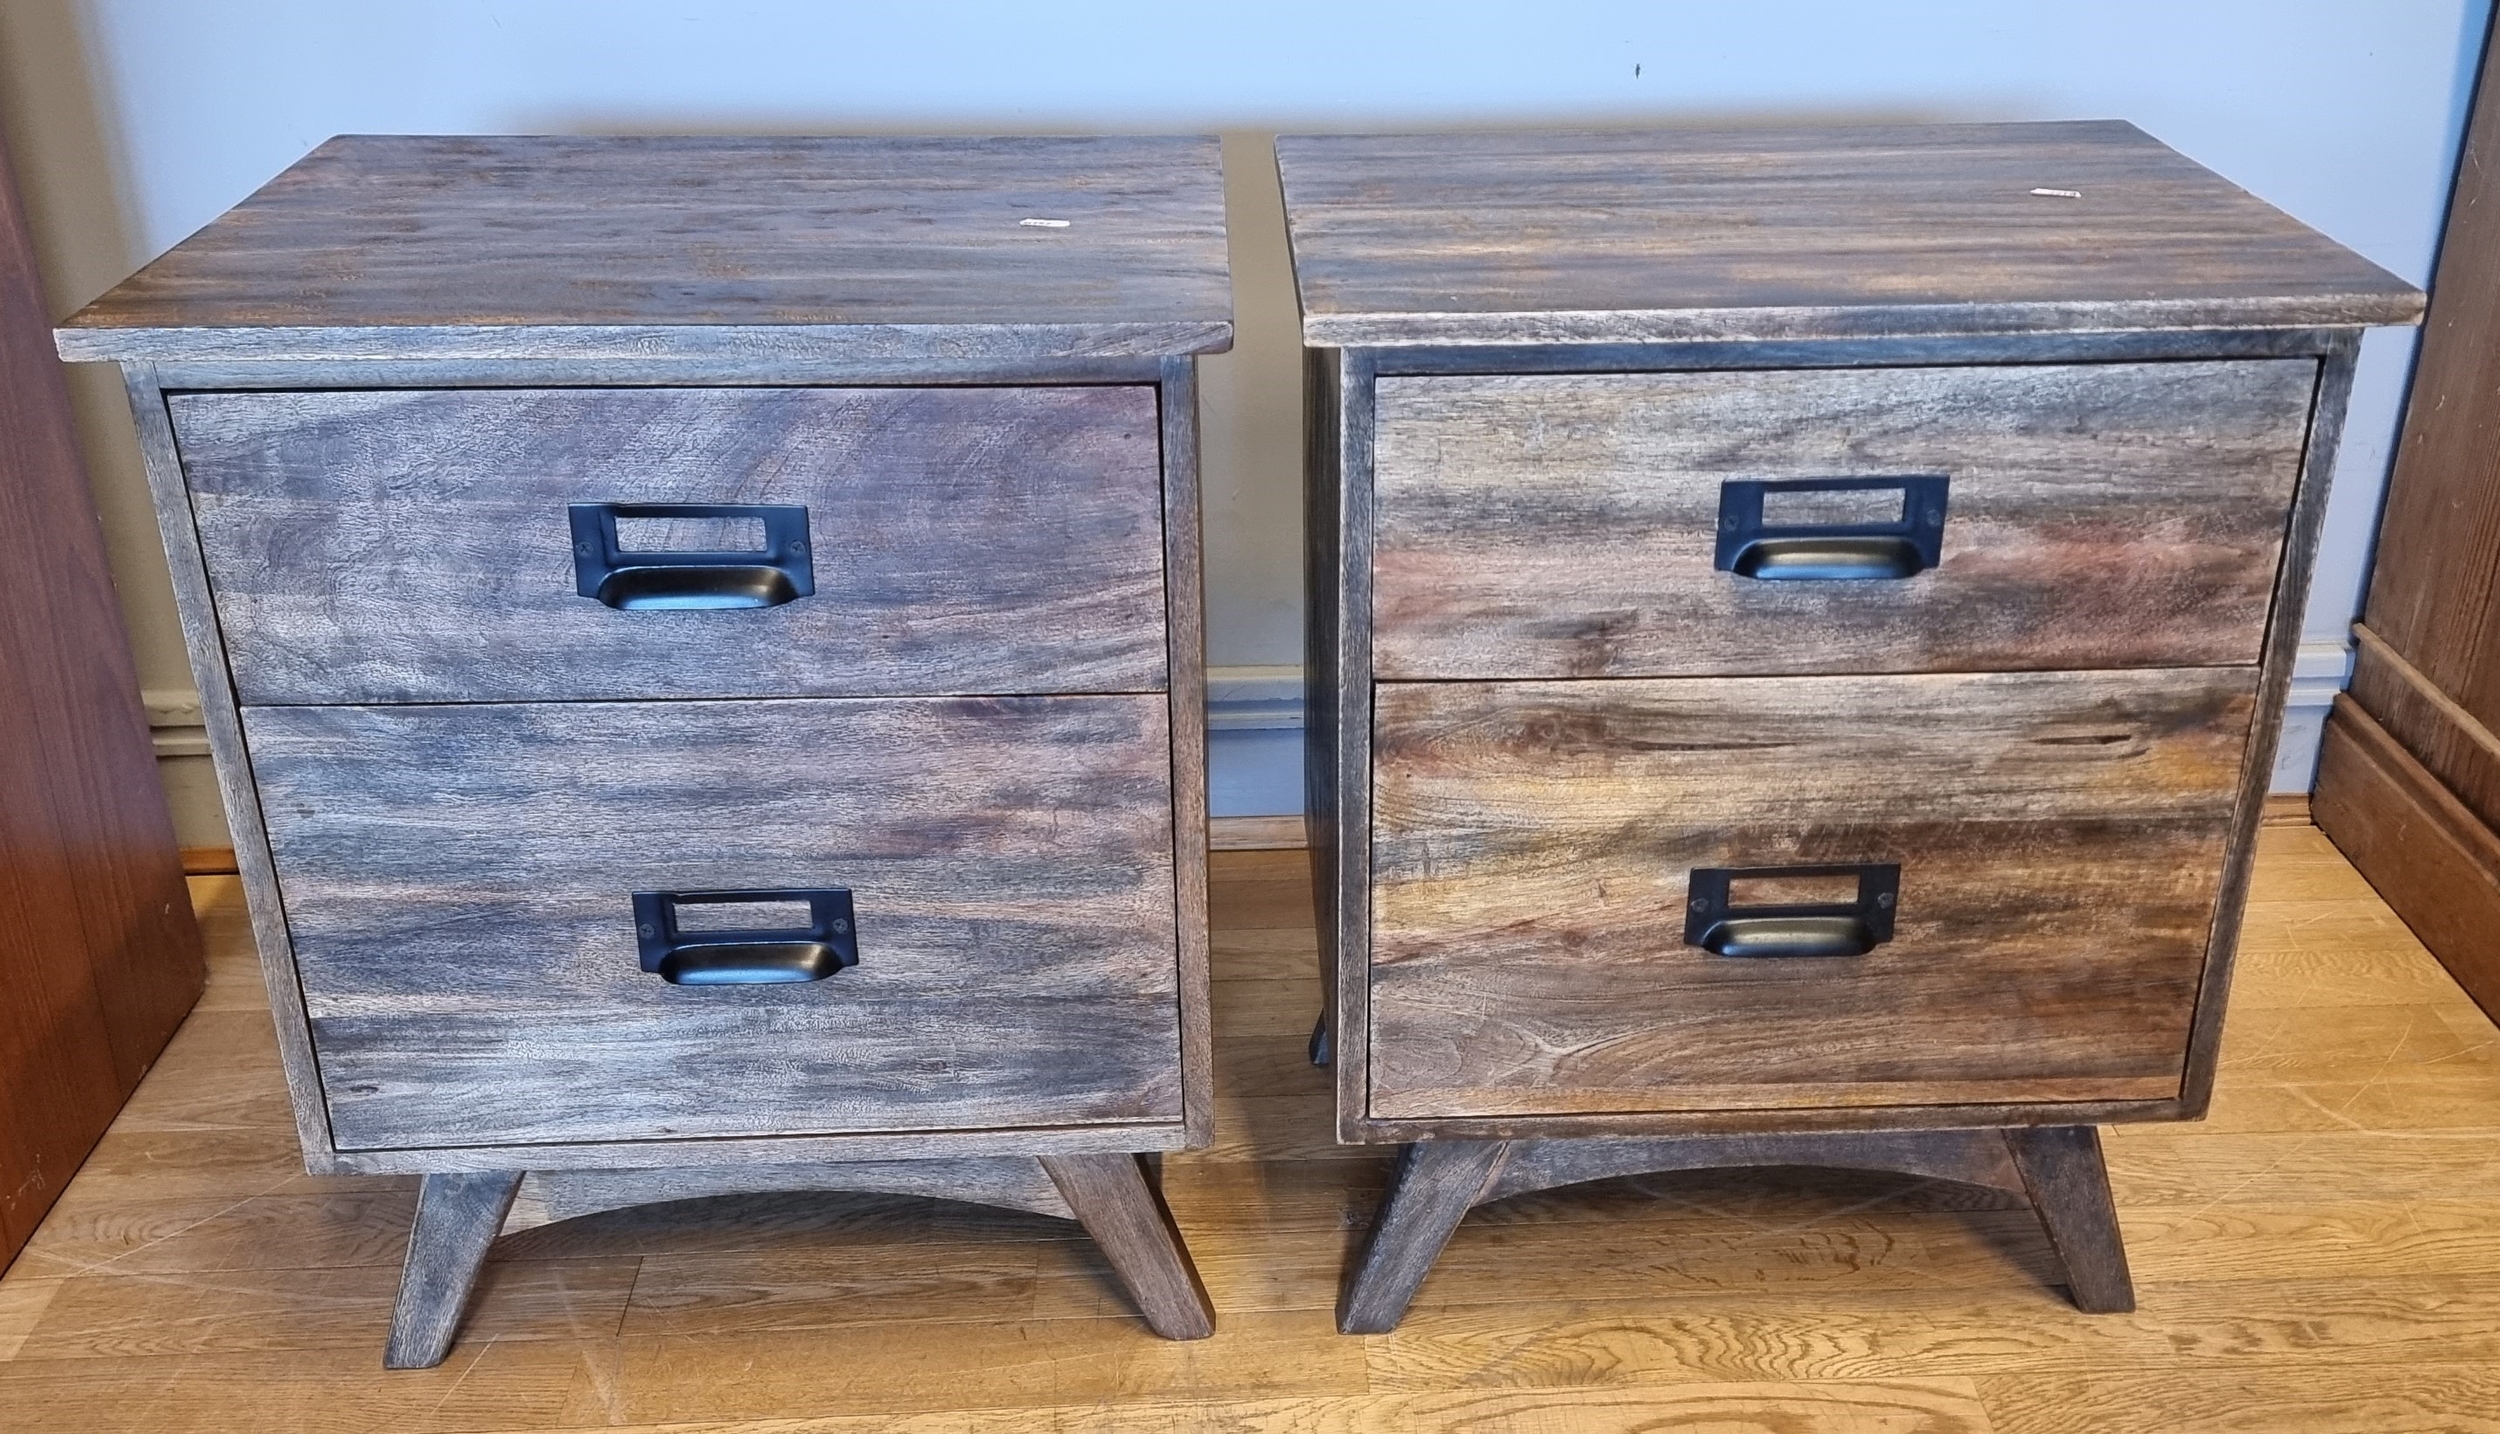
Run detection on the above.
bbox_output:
[56,0,2495,814]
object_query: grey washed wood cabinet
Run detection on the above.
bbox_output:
[57,134,1231,1363]
[1276,122,2424,1331]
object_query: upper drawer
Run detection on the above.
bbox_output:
[1371,360,2316,679]
[170,385,1169,704]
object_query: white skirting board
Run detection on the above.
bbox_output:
[143,646,2357,837]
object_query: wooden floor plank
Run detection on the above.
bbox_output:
[0,838,2491,1430]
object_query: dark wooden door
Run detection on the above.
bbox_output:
[2315,23,2500,1018]
[0,118,204,1269]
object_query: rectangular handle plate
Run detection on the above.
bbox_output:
[1685,863,1900,958]
[1715,476,1948,580]
[571,502,814,610]
[633,887,857,985]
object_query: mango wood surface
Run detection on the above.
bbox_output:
[247,694,1182,1151]
[172,384,1169,705]
[1275,122,2421,346]
[1,831,2494,1430]
[1339,1128,2130,1332]
[1371,359,2315,679]
[1370,669,2254,1121]
[56,135,1233,363]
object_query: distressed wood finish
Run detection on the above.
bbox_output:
[1158,358,1216,1146]
[75,133,1226,1358]
[56,135,1232,363]
[1041,1154,1216,1339]
[246,694,1180,1151]
[171,384,1168,704]
[2006,1126,2135,1314]
[1474,1130,2026,1205]
[1369,669,2256,1121]
[1275,123,2420,346]
[1372,360,2317,679]
[499,1159,1076,1233]
[1342,1126,2132,1331]
[1283,123,2417,1333]
[382,1171,521,1369]
[121,369,337,1166]
[1337,1140,1509,1334]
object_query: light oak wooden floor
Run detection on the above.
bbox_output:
[2,825,2497,1432]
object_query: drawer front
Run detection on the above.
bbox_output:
[173,385,1169,704]
[1372,360,2315,679]
[245,695,1181,1150]
[1368,668,2255,1121]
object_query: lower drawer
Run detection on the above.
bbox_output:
[245,695,1181,1150]
[1367,668,2256,1121]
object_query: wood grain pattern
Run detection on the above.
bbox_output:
[1369,669,2255,1122]
[1372,360,2316,679]
[2354,33,2500,753]
[380,1171,519,1368]
[1337,1140,1510,1334]
[1158,357,1216,1148]
[498,1159,1078,1232]
[119,369,339,1169]
[2314,693,2500,1024]
[56,135,1232,363]
[244,695,1183,1150]
[2175,331,2361,1119]
[1040,1153,1215,1339]
[170,384,1168,704]
[1275,122,2421,345]
[0,832,2491,1429]
[1476,1131,2026,1206]
[2006,1127,2134,1314]
[0,118,203,1267]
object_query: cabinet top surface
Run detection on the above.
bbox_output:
[1274,121,2423,347]
[56,134,1233,364]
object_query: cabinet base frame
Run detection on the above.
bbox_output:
[383,1151,1212,1368]
[1336,1126,2134,1335]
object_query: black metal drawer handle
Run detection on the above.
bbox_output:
[1684,863,1900,959]
[1715,477,1948,581]
[633,888,857,985]
[570,502,814,610]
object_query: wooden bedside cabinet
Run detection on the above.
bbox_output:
[56,134,1230,1363]
[1276,122,2423,1331]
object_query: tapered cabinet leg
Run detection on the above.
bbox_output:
[1338,1139,1509,1334]
[2007,1126,2135,1313]
[384,1171,524,1369]
[1041,1153,1215,1340]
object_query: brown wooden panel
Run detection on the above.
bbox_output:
[2349,625,2500,835]
[1276,123,2420,346]
[0,113,202,1267]
[2314,694,2500,1027]
[171,384,1168,704]
[244,694,1183,1150]
[1368,669,2255,1122]
[56,135,1232,363]
[2360,37,2500,731]
[1372,360,2315,680]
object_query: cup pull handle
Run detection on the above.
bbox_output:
[570,502,814,610]
[1716,476,1947,581]
[633,888,857,985]
[1684,863,1900,958]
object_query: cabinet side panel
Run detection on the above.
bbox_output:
[120,368,338,1167]
[2180,339,2352,1115]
